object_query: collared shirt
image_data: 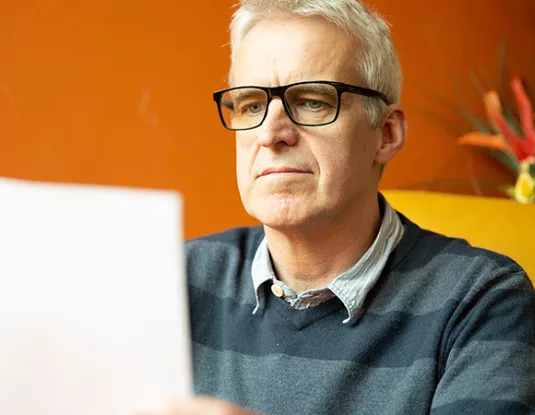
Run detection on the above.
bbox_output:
[251,195,405,323]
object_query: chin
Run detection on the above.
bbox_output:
[247,198,315,230]
[257,216,305,231]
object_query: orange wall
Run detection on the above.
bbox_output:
[1,0,534,238]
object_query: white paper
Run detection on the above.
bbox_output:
[0,177,192,415]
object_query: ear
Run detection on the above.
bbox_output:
[374,104,407,165]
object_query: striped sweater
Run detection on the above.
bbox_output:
[186,214,535,415]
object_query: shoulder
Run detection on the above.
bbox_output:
[377,217,534,316]
[395,214,528,283]
[411,226,529,291]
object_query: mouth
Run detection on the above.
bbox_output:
[259,167,311,177]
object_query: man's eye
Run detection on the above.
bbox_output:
[305,100,325,110]
[241,102,265,114]
[296,99,328,110]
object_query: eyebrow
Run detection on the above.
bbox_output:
[220,97,234,109]
[288,83,338,97]
[229,89,267,101]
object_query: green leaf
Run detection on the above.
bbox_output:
[486,149,520,175]
[469,70,487,96]
[459,109,493,134]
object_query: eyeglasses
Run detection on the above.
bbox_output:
[213,80,389,131]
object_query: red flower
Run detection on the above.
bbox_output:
[485,78,535,163]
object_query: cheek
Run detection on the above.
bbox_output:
[235,149,247,190]
[314,127,376,188]
[235,138,255,190]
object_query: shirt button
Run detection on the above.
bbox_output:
[271,284,284,298]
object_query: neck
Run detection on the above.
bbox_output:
[263,196,382,293]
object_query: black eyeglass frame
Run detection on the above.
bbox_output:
[212,80,390,131]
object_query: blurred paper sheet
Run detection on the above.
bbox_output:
[0,177,191,415]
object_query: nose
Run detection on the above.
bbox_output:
[256,98,299,148]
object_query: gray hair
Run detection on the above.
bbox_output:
[229,0,402,126]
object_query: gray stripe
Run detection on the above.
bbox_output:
[369,257,532,316]
[432,340,535,409]
[194,343,437,415]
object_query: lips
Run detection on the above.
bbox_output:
[258,167,311,177]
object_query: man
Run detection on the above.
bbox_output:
[143,0,535,414]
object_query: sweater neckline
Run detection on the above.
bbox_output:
[262,283,345,330]
[256,214,423,328]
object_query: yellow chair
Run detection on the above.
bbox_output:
[382,190,535,284]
